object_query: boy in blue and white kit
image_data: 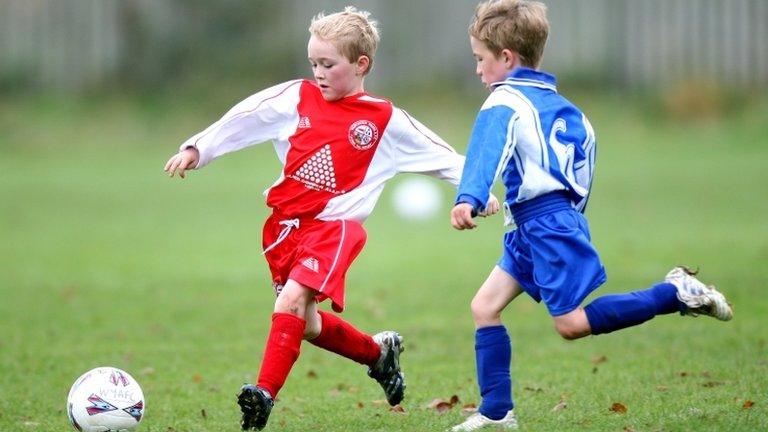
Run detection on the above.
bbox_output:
[450,1,733,430]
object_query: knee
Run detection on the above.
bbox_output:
[470,296,501,325]
[275,286,311,316]
[553,321,586,340]
[303,314,321,340]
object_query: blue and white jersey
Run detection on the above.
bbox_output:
[456,67,596,218]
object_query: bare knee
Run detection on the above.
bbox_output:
[303,312,321,340]
[553,309,591,340]
[471,296,502,326]
[554,321,585,340]
[274,282,313,317]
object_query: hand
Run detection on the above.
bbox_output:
[478,193,500,217]
[164,147,200,179]
[451,203,477,230]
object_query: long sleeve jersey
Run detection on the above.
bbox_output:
[456,68,596,217]
[181,79,463,222]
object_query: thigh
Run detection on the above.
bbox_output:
[472,266,525,317]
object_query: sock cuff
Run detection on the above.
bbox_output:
[272,312,306,332]
[476,325,510,347]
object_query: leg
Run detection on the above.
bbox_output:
[306,308,405,406]
[453,266,522,431]
[239,280,314,431]
[470,266,525,328]
[580,281,683,336]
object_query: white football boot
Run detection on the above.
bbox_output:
[450,410,518,431]
[665,266,732,321]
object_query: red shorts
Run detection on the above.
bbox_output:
[262,213,367,312]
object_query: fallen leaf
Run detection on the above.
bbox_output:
[591,355,608,365]
[610,402,627,414]
[357,402,364,409]
[307,370,318,379]
[389,405,406,414]
[700,371,711,378]
[426,395,461,413]
[678,371,689,377]
[192,373,203,383]
[623,427,636,432]
[743,400,755,409]
[656,385,668,392]
[551,400,567,412]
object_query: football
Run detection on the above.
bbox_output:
[67,367,145,432]
[391,177,443,221]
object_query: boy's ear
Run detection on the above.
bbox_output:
[500,49,516,69]
[355,55,370,76]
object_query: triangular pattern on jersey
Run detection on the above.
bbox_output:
[292,144,339,192]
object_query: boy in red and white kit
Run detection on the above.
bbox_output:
[164,6,498,431]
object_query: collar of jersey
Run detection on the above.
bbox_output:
[490,67,557,92]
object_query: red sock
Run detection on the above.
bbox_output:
[256,312,306,398]
[309,310,381,367]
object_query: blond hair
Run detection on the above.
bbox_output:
[469,0,549,68]
[309,6,380,75]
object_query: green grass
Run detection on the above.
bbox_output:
[1,92,767,431]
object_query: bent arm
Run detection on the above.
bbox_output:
[455,104,516,214]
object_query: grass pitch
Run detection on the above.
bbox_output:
[1,93,766,431]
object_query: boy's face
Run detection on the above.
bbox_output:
[470,36,513,90]
[307,35,366,101]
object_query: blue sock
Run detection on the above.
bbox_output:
[476,325,513,420]
[584,282,683,335]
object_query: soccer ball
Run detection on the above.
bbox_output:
[67,367,145,432]
[391,177,443,221]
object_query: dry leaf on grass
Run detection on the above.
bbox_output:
[743,400,755,409]
[591,355,608,365]
[426,395,461,413]
[389,405,406,414]
[306,370,318,379]
[610,402,628,414]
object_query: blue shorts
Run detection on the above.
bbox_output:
[498,199,606,316]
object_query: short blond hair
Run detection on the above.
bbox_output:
[469,0,549,68]
[309,6,380,75]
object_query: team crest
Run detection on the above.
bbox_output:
[348,120,379,150]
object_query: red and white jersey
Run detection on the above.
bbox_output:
[181,79,464,222]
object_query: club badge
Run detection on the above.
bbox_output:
[348,120,379,150]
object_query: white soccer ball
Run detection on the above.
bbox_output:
[67,367,145,432]
[391,177,443,221]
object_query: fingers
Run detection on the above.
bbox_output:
[164,153,194,179]
[450,205,477,230]
[164,155,181,177]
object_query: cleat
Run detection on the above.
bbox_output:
[666,266,733,321]
[450,410,518,431]
[367,331,406,406]
[237,384,273,430]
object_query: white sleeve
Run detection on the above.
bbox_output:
[179,80,302,168]
[390,108,465,187]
